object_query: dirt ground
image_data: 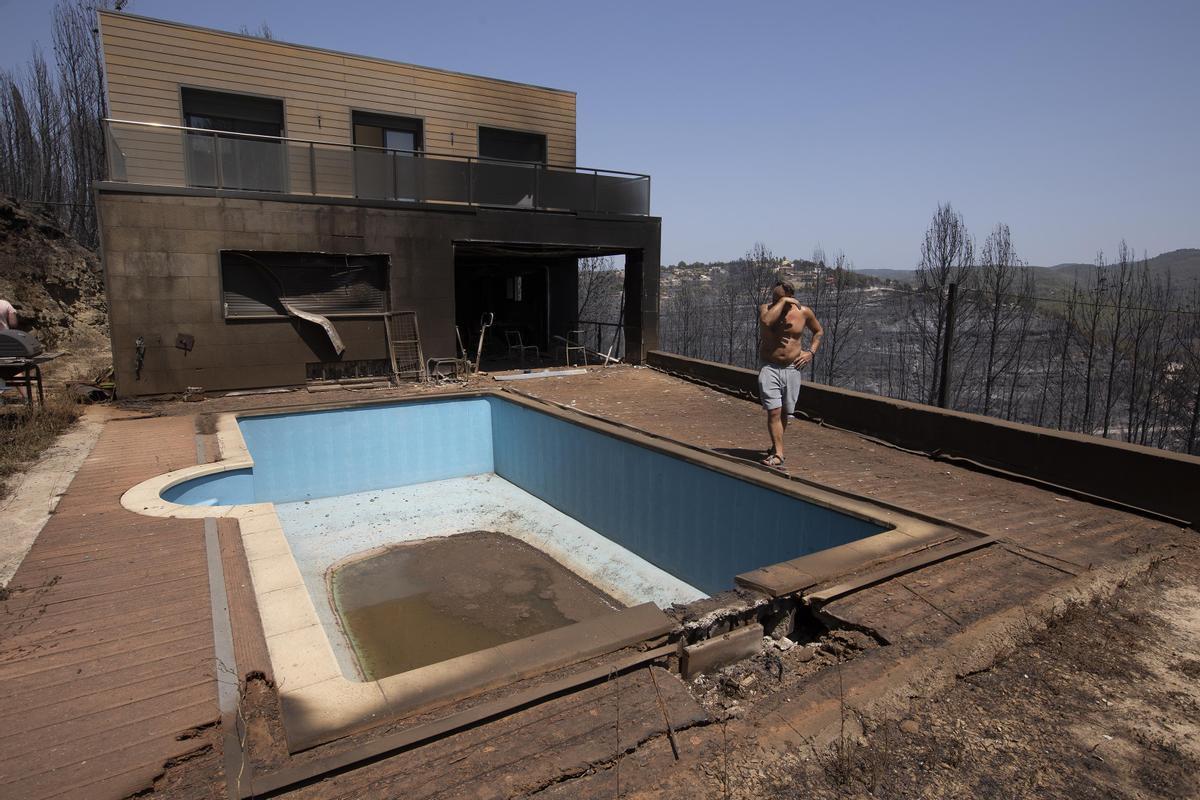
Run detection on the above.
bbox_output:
[702,552,1200,800]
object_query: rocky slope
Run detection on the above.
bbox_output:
[0,198,110,385]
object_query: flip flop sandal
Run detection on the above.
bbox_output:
[761,453,785,468]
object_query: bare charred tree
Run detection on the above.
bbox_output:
[1100,242,1136,437]
[1,65,42,203]
[1077,254,1108,433]
[576,255,618,321]
[1177,284,1200,455]
[0,0,128,247]
[976,223,1023,416]
[1034,308,1060,427]
[1054,278,1081,430]
[660,270,707,359]
[910,203,975,406]
[716,260,745,366]
[741,242,779,365]
[1137,271,1174,447]
[576,255,623,353]
[810,249,865,386]
[1001,266,1037,420]
[239,22,274,39]
[1123,259,1159,443]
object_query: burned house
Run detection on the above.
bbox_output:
[96,10,660,395]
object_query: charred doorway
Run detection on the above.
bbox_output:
[453,242,627,368]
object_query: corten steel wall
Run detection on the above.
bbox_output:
[97,11,577,172]
[97,188,660,396]
[646,351,1200,527]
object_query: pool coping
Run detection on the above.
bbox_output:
[120,389,979,750]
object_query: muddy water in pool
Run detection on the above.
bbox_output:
[330,531,621,680]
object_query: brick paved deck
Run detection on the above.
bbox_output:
[0,416,216,800]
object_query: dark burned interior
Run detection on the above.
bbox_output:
[453,241,627,362]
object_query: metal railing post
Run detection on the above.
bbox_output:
[534,163,541,210]
[102,121,114,180]
[592,170,599,213]
[308,142,316,195]
[467,158,474,206]
[392,152,399,201]
[213,131,223,190]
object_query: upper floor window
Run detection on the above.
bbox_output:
[181,88,286,192]
[352,112,423,200]
[352,111,422,154]
[478,127,546,164]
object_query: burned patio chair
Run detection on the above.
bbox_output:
[559,329,587,367]
[504,330,539,365]
[427,325,472,380]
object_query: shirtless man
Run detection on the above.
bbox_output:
[757,281,823,467]
[0,297,16,330]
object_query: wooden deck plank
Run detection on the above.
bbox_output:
[2,645,214,714]
[0,596,211,659]
[219,517,274,683]
[1,634,214,699]
[0,416,219,800]
[2,701,216,800]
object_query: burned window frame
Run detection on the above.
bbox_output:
[218,250,390,321]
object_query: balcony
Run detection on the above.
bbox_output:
[103,119,651,216]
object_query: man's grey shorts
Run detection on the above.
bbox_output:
[758,363,803,415]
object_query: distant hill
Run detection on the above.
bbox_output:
[860,249,1200,294]
[858,268,918,284]
[1046,248,1200,285]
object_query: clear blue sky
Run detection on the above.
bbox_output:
[2,0,1197,268]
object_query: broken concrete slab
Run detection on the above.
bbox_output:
[682,623,765,679]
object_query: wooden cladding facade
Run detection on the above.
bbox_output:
[98,11,577,180]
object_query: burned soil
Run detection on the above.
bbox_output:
[721,552,1200,800]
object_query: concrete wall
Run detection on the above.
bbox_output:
[97,188,660,395]
[646,351,1200,528]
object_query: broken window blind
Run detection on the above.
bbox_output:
[220,251,388,318]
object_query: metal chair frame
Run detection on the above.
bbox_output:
[504,330,540,365]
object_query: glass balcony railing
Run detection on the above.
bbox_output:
[103,119,651,216]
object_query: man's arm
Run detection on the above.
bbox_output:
[791,308,824,367]
[759,296,797,326]
[806,309,824,354]
[2,304,15,329]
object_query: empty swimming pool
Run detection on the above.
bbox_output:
[127,390,945,749]
[165,394,889,596]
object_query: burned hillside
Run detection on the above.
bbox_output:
[0,197,109,384]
